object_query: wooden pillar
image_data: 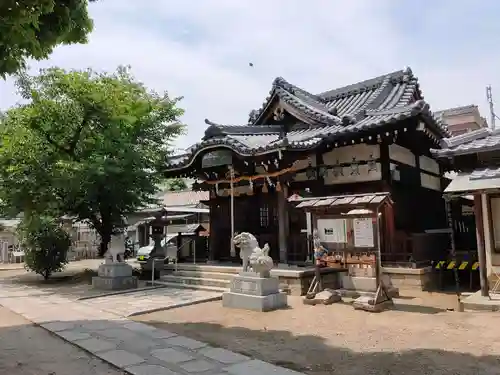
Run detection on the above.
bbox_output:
[445,198,462,303]
[379,141,391,183]
[473,194,490,297]
[207,199,217,263]
[277,181,290,264]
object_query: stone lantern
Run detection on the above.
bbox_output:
[149,208,168,259]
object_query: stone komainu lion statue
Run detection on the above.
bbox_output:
[233,232,274,273]
[248,243,274,274]
[233,232,258,272]
[104,233,126,263]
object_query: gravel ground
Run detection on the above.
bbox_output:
[0,306,125,375]
[134,293,500,375]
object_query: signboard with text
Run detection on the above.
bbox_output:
[201,150,233,168]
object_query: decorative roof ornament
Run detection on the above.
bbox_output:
[248,109,259,123]
[328,106,338,116]
[367,154,378,172]
[350,157,360,176]
[332,159,343,178]
[273,107,285,122]
[341,115,356,126]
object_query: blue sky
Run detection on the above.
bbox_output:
[1,0,499,150]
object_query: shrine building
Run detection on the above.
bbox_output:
[163,67,455,269]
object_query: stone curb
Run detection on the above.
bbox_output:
[0,266,25,271]
[77,285,167,301]
[126,295,223,317]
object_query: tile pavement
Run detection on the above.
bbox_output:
[79,287,222,317]
[0,286,305,375]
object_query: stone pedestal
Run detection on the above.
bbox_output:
[222,272,287,312]
[92,262,138,290]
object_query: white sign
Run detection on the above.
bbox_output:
[317,219,347,243]
[353,218,374,248]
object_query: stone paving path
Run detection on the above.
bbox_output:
[80,288,223,317]
[0,286,305,375]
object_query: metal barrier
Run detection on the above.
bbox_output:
[150,239,195,286]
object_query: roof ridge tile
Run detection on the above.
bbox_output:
[441,127,492,149]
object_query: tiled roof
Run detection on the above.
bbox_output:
[159,190,209,207]
[434,105,479,119]
[431,127,500,157]
[470,167,500,180]
[167,67,449,170]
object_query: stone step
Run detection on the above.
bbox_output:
[160,275,231,289]
[169,270,237,281]
[164,264,241,274]
[147,280,229,293]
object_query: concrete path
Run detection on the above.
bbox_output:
[0,286,305,375]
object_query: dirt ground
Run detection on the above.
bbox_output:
[134,292,500,375]
[0,306,125,375]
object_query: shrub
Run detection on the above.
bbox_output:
[18,216,71,280]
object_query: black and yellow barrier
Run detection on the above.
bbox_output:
[433,260,479,270]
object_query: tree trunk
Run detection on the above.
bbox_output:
[43,270,51,280]
[98,232,112,257]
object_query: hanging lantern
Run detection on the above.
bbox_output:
[210,190,216,199]
[262,183,268,193]
[248,180,254,195]
[276,181,282,192]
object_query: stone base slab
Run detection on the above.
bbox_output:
[222,291,287,312]
[229,274,280,296]
[98,262,133,278]
[352,296,394,312]
[92,276,138,290]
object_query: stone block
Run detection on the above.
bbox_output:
[198,347,249,364]
[164,335,207,350]
[341,275,377,292]
[41,322,76,332]
[224,359,304,375]
[179,359,216,372]
[74,337,117,353]
[352,296,394,312]
[303,289,342,305]
[222,291,287,312]
[93,262,138,290]
[229,274,280,296]
[57,330,91,342]
[99,349,145,367]
[97,262,133,277]
[126,364,179,375]
[151,348,194,363]
[92,275,138,290]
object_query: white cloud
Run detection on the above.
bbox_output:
[1,0,500,149]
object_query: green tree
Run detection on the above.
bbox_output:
[0,0,96,78]
[18,215,71,280]
[0,66,185,256]
[164,178,188,191]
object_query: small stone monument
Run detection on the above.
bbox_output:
[92,234,138,290]
[222,233,287,312]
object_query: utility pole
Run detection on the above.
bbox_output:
[486,85,498,130]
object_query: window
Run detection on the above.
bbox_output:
[260,205,269,227]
